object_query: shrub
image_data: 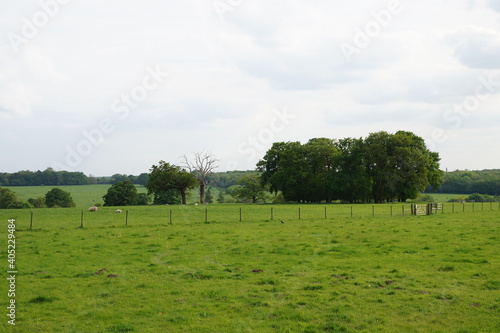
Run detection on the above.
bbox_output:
[45,188,75,208]
[466,193,495,203]
[418,194,435,202]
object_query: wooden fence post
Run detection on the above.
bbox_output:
[350,206,353,218]
[205,208,208,223]
[30,211,34,230]
[390,205,393,217]
[298,207,301,220]
[271,207,274,221]
[80,211,84,228]
[169,209,173,224]
[324,207,327,219]
[372,205,375,217]
[240,208,242,222]
[126,210,129,226]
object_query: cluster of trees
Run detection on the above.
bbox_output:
[93,173,149,185]
[0,169,152,187]
[426,170,500,196]
[257,131,443,203]
[0,187,75,209]
[145,151,219,205]
[0,169,89,186]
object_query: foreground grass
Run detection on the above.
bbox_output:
[0,206,498,332]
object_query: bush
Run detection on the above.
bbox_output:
[103,180,138,206]
[466,193,496,203]
[45,188,76,208]
[137,193,151,206]
[28,197,47,208]
[418,194,435,202]
[272,193,286,204]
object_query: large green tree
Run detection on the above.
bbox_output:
[146,161,198,205]
[334,137,371,203]
[45,188,75,208]
[303,138,340,202]
[257,141,309,202]
[364,131,443,202]
[230,174,268,203]
[103,180,139,206]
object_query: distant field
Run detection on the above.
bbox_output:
[4,185,148,208]
[3,184,476,209]
[0,205,498,332]
[424,193,468,202]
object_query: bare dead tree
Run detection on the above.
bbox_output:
[182,150,219,204]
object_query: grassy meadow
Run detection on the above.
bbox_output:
[0,202,498,332]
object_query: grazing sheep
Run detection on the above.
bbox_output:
[115,209,122,213]
[88,206,98,212]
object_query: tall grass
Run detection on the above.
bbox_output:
[0,205,498,332]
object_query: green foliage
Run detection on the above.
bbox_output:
[0,168,89,186]
[146,161,198,205]
[466,193,496,202]
[136,173,149,186]
[417,194,435,202]
[45,187,76,208]
[428,169,500,195]
[365,131,443,202]
[152,189,181,205]
[0,187,20,208]
[258,131,443,203]
[257,141,311,202]
[205,187,214,203]
[230,174,268,203]
[217,189,225,203]
[103,180,139,206]
[137,193,151,205]
[28,196,47,208]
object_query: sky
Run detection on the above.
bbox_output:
[1,0,500,176]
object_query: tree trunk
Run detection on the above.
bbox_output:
[199,182,205,204]
[180,189,187,205]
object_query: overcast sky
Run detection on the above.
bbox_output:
[1,0,499,176]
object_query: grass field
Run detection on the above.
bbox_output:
[2,184,483,208]
[4,185,149,208]
[0,204,498,332]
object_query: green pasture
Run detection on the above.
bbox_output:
[4,185,149,208]
[2,185,480,209]
[0,204,498,332]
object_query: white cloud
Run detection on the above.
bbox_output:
[446,25,500,69]
[1,0,499,174]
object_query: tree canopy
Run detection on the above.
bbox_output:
[230,174,268,203]
[257,131,444,203]
[102,180,140,206]
[146,161,198,205]
[45,188,76,208]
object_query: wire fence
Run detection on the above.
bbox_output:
[2,202,499,230]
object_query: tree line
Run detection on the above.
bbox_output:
[425,169,500,196]
[0,169,89,186]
